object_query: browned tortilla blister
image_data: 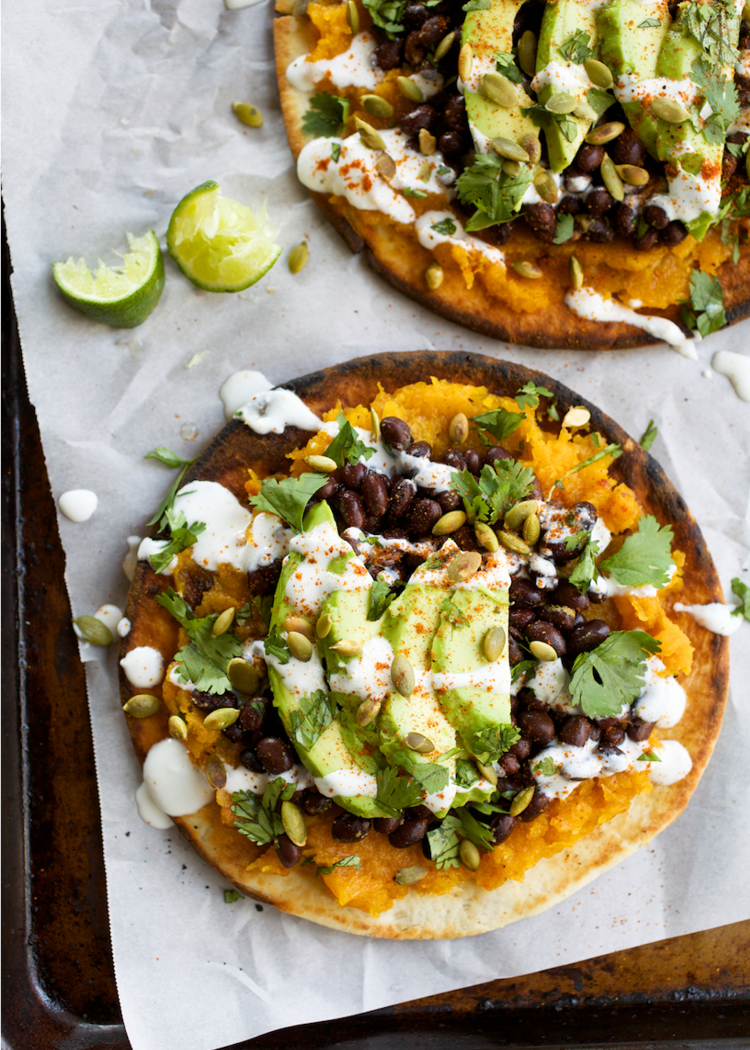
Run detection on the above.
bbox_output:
[120,352,729,938]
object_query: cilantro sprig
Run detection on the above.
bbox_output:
[264,624,290,665]
[600,516,674,589]
[302,92,350,138]
[157,588,242,694]
[148,506,206,573]
[315,855,361,876]
[494,51,521,83]
[232,779,296,846]
[731,578,750,620]
[515,382,554,409]
[367,576,403,621]
[451,459,536,526]
[472,406,525,442]
[375,766,423,816]
[325,412,375,468]
[249,473,330,533]
[680,270,726,338]
[568,537,601,595]
[640,420,658,452]
[554,213,575,245]
[570,630,661,719]
[468,723,521,764]
[691,56,740,146]
[456,153,533,230]
[558,28,593,63]
[144,446,199,529]
[289,689,337,750]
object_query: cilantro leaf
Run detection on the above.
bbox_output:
[439,594,470,628]
[522,103,579,144]
[731,577,750,620]
[403,187,428,199]
[691,56,740,147]
[224,889,243,902]
[568,537,601,595]
[249,473,330,533]
[458,807,495,851]
[148,506,206,573]
[638,749,661,762]
[638,17,661,27]
[451,459,536,526]
[328,552,353,574]
[264,624,290,665]
[681,270,726,338]
[586,88,617,118]
[551,443,622,495]
[463,0,490,10]
[468,722,521,764]
[456,152,533,228]
[569,630,662,719]
[600,516,674,588]
[558,29,593,63]
[454,758,480,788]
[316,855,361,876]
[494,50,521,83]
[533,756,559,776]
[682,0,740,69]
[289,689,337,750]
[511,658,537,683]
[325,412,375,468]
[410,762,450,794]
[367,576,402,621]
[331,142,341,163]
[426,814,462,869]
[431,217,457,235]
[145,447,194,469]
[232,779,295,845]
[375,766,423,816]
[302,92,350,138]
[156,588,242,694]
[363,0,406,34]
[515,381,555,410]
[554,213,575,244]
[640,419,658,452]
[472,406,525,441]
[144,447,198,529]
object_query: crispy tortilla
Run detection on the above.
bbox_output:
[273,12,750,351]
[120,351,729,938]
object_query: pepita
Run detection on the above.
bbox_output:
[476,760,498,786]
[288,242,309,274]
[573,101,598,123]
[375,152,397,180]
[405,732,435,754]
[417,160,433,182]
[491,136,530,163]
[651,97,690,124]
[475,521,499,552]
[316,613,333,639]
[562,406,591,429]
[425,262,444,290]
[330,638,363,658]
[511,260,543,280]
[419,128,436,156]
[584,121,625,145]
[533,169,559,204]
[502,159,521,179]
[569,254,584,290]
[281,800,307,846]
[227,658,260,695]
[370,407,381,442]
[346,0,359,34]
[459,839,481,871]
[509,785,535,816]
[434,30,456,62]
[362,94,394,119]
[204,708,240,733]
[287,631,314,662]
[481,72,517,109]
[447,550,482,581]
[523,512,541,546]
[394,865,427,885]
[448,412,469,444]
[304,453,337,473]
[397,75,423,102]
[529,639,558,662]
[483,625,506,663]
[458,42,473,83]
[285,615,314,641]
[205,753,227,789]
[545,91,578,115]
[433,509,467,535]
[616,164,649,186]
[168,715,188,742]
[123,693,160,718]
[503,499,539,530]
[357,697,382,727]
[521,133,542,166]
[355,115,385,151]
[498,529,532,555]
[391,653,416,697]
[232,102,263,127]
[517,30,537,77]
[584,58,613,89]
[74,615,113,646]
[212,607,236,637]
[600,154,624,201]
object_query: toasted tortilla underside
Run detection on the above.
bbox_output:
[121,352,729,938]
[273,13,750,351]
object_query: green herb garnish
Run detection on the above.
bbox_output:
[568,537,601,595]
[472,406,525,441]
[456,153,533,229]
[570,630,661,719]
[316,855,361,876]
[264,624,291,665]
[431,217,457,236]
[468,723,521,764]
[157,588,242,694]
[144,447,199,529]
[232,779,296,845]
[451,459,536,526]
[249,473,330,533]
[375,766,423,816]
[289,689,337,750]
[494,50,521,83]
[600,515,674,589]
[148,506,206,574]
[640,420,658,452]
[302,92,350,137]
[533,756,559,776]
[553,213,575,244]
[680,270,726,338]
[558,28,593,63]
[731,577,750,620]
[325,412,375,468]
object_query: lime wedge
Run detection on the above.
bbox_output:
[166,181,282,293]
[53,231,165,329]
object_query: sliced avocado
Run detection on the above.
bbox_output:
[597,0,670,83]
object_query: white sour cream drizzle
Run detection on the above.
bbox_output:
[314,767,379,800]
[284,518,372,616]
[142,738,215,816]
[287,31,384,92]
[673,601,743,636]
[237,388,324,435]
[565,287,695,357]
[395,446,458,493]
[532,734,671,800]
[712,351,750,402]
[123,535,141,581]
[647,740,693,786]
[224,763,314,797]
[220,370,273,420]
[415,211,506,267]
[135,782,174,829]
[117,617,132,638]
[58,489,98,523]
[120,646,164,688]
[329,634,394,703]
[94,603,122,634]
[633,656,686,727]
[532,61,593,102]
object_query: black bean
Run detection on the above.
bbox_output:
[526,620,567,656]
[332,813,372,842]
[316,476,339,501]
[374,38,403,70]
[404,29,428,66]
[601,724,626,747]
[559,715,591,748]
[518,709,555,746]
[337,490,366,530]
[240,695,269,733]
[419,15,451,47]
[362,473,389,517]
[553,579,590,612]
[406,498,442,534]
[614,203,638,237]
[542,604,576,631]
[441,449,466,470]
[517,791,550,822]
[275,834,302,868]
[300,788,333,815]
[585,218,615,243]
[222,722,245,743]
[381,416,413,450]
[524,201,556,242]
[192,688,238,712]
[437,490,462,512]
[558,195,583,215]
[627,718,656,742]
[389,814,430,848]
[660,220,687,246]
[500,752,520,775]
[587,587,607,604]
[586,188,614,217]
[635,227,659,251]
[576,143,604,172]
[480,222,512,246]
[563,166,588,191]
[484,444,511,466]
[567,618,610,655]
[341,462,367,490]
[439,130,465,155]
[610,128,647,167]
[642,203,669,230]
[374,816,404,835]
[510,577,545,609]
[509,607,537,631]
[574,502,597,530]
[403,1,429,28]
[240,748,263,772]
[490,813,517,845]
[407,440,432,458]
[508,636,524,666]
[399,104,436,134]
[444,94,468,131]
[389,478,416,518]
[723,150,738,182]
[574,612,585,626]
[465,449,482,474]
[256,736,294,774]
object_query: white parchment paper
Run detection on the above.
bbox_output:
[3,1,750,1047]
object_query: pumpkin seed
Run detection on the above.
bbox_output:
[600,154,624,201]
[425,262,444,290]
[316,613,333,639]
[394,865,427,885]
[523,512,541,546]
[545,91,578,114]
[397,75,423,102]
[502,159,521,179]
[521,133,542,166]
[511,260,543,279]
[616,163,649,186]
[305,453,337,473]
[475,521,499,552]
[517,30,537,77]
[362,94,394,119]
[651,97,689,124]
[355,116,385,150]
[357,697,382,727]
[503,499,539,530]
[204,708,240,732]
[533,169,559,204]
[448,412,469,444]
[584,58,613,89]
[370,407,381,442]
[232,102,263,127]
[375,152,397,180]
[212,607,236,637]
[285,615,314,640]
[744,0,750,20]
[330,638,362,658]
[288,241,309,274]
[491,136,530,163]
[498,530,532,555]
[281,800,307,846]
[227,658,260,695]
[74,615,113,646]
[287,631,313,661]
[529,639,558,662]
[584,121,625,145]
[346,0,359,33]
[562,406,591,429]
[123,693,160,718]
[433,509,467,535]
[417,160,433,182]
[509,785,535,816]
[205,753,227,789]
[483,625,506,663]
[573,101,598,123]
[458,42,473,82]
[459,839,481,871]
[168,715,188,741]
[481,72,517,108]
[447,550,482,581]
[419,128,436,156]
[405,732,434,754]
[569,254,584,290]
[476,760,498,786]
[434,30,456,62]
[391,653,416,697]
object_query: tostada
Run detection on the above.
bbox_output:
[120,352,728,938]
[274,0,750,349]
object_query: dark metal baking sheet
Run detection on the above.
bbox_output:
[2,212,749,1050]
